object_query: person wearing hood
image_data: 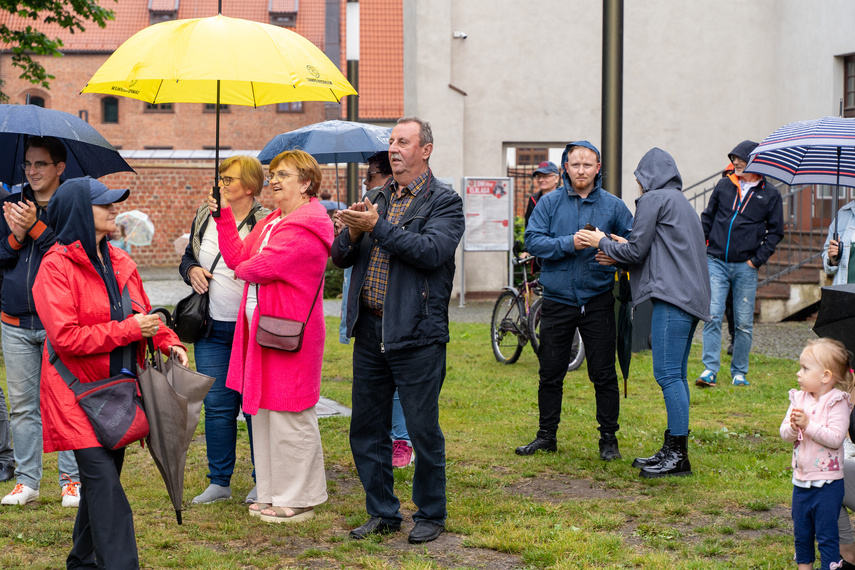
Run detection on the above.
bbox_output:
[518,141,632,461]
[695,140,783,388]
[209,149,332,524]
[578,148,711,478]
[32,176,187,569]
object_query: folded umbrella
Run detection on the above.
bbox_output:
[137,308,214,524]
[0,104,134,185]
[813,283,855,356]
[615,270,633,398]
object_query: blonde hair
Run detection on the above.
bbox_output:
[219,155,264,196]
[268,150,322,197]
[804,338,854,394]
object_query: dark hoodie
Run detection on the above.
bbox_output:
[701,141,784,266]
[525,141,633,307]
[599,148,711,321]
[0,183,59,329]
[48,178,126,328]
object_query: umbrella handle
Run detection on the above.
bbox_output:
[831,231,841,265]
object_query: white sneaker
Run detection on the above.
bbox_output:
[1,483,39,505]
[61,478,81,508]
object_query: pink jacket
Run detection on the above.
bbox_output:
[780,388,851,482]
[214,200,333,415]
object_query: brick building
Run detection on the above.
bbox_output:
[0,0,403,266]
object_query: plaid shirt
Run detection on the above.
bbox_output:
[361,169,430,311]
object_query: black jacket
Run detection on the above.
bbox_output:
[331,172,464,351]
[0,183,58,329]
[701,174,784,267]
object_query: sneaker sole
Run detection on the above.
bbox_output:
[1,493,39,505]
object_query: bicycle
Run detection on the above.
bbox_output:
[490,253,585,370]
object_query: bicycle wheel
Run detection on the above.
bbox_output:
[567,328,586,371]
[528,297,543,355]
[490,291,525,364]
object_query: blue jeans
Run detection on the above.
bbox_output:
[651,300,698,437]
[339,267,352,345]
[793,479,844,570]
[701,256,758,377]
[391,389,409,442]
[1,324,78,489]
[350,312,446,524]
[194,320,254,487]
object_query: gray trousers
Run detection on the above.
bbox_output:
[0,384,13,467]
[838,459,855,544]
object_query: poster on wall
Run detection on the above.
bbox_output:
[462,177,513,252]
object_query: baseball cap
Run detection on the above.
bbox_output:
[532,161,559,177]
[70,176,130,205]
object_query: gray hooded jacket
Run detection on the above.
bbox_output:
[598,148,711,322]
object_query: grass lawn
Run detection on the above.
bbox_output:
[0,317,805,568]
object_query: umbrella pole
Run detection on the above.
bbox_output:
[335,162,340,205]
[832,146,842,264]
[211,81,221,218]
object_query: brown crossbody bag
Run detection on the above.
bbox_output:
[254,277,323,352]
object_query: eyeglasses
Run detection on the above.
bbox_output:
[21,161,58,173]
[218,176,239,186]
[365,171,382,179]
[265,170,299,182]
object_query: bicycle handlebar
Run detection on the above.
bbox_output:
[512,256,536,266]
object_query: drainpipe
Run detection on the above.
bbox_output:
[346,0,360,205]
[601,0,624,198]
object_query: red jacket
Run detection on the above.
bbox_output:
[33,241,182,452]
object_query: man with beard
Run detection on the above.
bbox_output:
[516,141,632,460]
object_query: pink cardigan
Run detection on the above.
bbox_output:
[214,199,333,414]
[780,387,851,482]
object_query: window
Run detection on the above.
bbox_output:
[102,97,119,123]
[149,0,178,25]
[277,101,304,113]
[29,96,45,108]
[145,102,173,113]
[516,148,548,167]
[846,55,855,118]
[204,103,230,113]
[269,0,298,27]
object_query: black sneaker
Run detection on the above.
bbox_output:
[599,435,621,461]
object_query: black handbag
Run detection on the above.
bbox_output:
[174,208,258,343]
[255,277,323,352]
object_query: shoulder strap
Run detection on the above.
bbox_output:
[208,206,259,274]
[255,273,324,326]
[46,285,135,395]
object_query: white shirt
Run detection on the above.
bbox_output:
[198,215,253,322]
[244,216,285,324]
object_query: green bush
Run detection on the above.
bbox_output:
[324,258,345,299]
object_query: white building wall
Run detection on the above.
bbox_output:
[404,0,855,295]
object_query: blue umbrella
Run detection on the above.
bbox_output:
[0,104,134,186]
[258,120,390,205]
[746,116,855,245]
[258,120,391,164]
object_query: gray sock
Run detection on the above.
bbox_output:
[244,485,257,504]
[191,484,231,504]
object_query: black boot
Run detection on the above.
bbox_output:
[599,434,621,461]
[639,435,692,478]
[515,430,557,456]
[632,430,671,468]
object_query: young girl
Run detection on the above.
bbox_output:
[780,338,853,570]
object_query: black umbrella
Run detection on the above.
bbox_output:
[137,308,215,524]
[813,283,855,356]
[615,270,632,398]
[0,104,134,185]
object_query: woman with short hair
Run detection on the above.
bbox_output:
[210,150,333,523]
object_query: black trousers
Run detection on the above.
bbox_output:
[67,447,139,570]
[536,292,620,437]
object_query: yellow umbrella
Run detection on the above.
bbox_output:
[81,14,357,214]
[81,15,356,106]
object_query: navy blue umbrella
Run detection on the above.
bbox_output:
[258,120,391,165]
[0,104,134,186]
[746,116,855,242]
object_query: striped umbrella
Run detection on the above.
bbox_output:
[746,116,855,241]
